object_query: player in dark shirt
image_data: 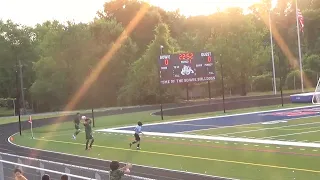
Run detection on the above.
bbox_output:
[72,113,81,140]
[82,116,94,150]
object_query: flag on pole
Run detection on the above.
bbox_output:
[28,116,32,124]
[297,9,304,32]
[295,0,304,92]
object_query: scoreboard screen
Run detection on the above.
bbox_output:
[158,52,215,85]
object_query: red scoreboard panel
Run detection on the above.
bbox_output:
[158,52,215,85]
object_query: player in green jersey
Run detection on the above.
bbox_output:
[82,116,94,150]
[72,113,81,140]
[109,161,132,180]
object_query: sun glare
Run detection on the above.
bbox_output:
[148,0,263,16]
[0,0,279,26]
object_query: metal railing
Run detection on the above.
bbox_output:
[0,152,156,180]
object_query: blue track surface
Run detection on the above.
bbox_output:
[117,106,320,133]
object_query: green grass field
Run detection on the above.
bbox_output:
[188,116,320,141]
[10,103,320,180]
[0,107,14,117]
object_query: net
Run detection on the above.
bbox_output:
[0,152,155,180]
[312,78,320,104]
[0,98,15,117]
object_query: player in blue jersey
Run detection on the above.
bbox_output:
[129,121,143,150]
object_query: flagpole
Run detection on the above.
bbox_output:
[269,10,277,95]
[295,0,304,92]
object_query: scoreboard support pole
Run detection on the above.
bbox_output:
[220,54,226,113]
[186,83,189,101]
[159,84,164,120]
[159,45,164,120]
[208,81,211,103]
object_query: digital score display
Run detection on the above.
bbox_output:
[158,52,215,85]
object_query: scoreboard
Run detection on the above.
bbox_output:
[158,52,215,85]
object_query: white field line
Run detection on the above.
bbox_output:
[263,129,320,139]
[8,133,235,180]
[281,126,320,131]
[215,122,320,136]
[172,124,220,127]
[96,129,320,148]
[181,114,320,134]
[109,105,320,131]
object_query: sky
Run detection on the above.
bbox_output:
[0,0,263,27]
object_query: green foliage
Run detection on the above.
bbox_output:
[303,69,318,86]
[286,69,317,90]
[205,8,268,96]
[252,74,280,92]
[2,0,320,112]
[286,70,301,90]
[0,20,37,100]
[118,23,180,105]
[30,19,138,111]
[303,54,320,72]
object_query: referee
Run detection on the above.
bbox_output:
[129,121,143,150]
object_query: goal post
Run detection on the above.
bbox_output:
[312,77,320,104]
[0,98,16,116]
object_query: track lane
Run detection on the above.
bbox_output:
[0,94,291,180]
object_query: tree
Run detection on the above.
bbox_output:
[118,23,180,105]
[303,54,320,72]
[30,18,138,111]
[101,0,164,54]
[30,21,90,111]
[205,8,268,96]
[0,20,37,108]
[86,18,138,107]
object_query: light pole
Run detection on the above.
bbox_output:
[269,10,277,95]
[15,53,22,135]
[19,60,26,114]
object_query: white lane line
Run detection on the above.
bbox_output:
[263,129,320,139]
[216,122,320,136]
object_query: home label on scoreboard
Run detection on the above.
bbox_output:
[158,52,215,85]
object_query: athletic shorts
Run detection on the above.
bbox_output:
[75,124,80,130]
[134,133,140,141]
[86,132,93,140]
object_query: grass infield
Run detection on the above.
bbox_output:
[10,103,320,180]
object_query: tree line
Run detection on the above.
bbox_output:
[1,0,320,112]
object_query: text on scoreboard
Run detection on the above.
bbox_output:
[158,52,215,84]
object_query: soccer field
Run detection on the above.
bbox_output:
[188,117,320,142]
[10,104,320,180]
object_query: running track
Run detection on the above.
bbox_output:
[0,95,307,180]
